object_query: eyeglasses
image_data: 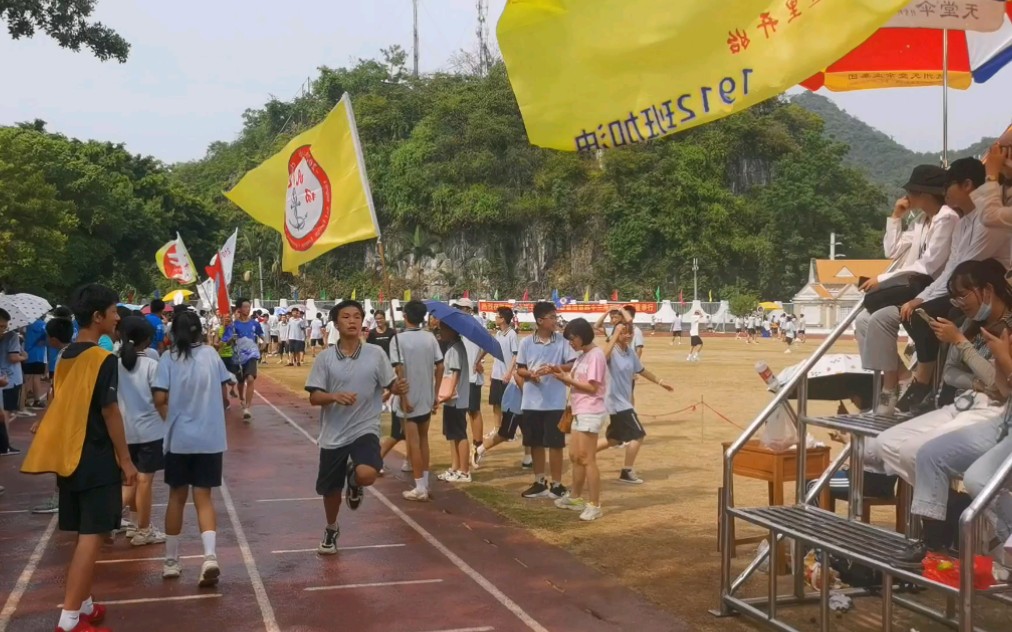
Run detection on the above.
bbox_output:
[950,289,976,308]
[538,314,559,321]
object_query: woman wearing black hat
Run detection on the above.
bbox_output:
[855,164,959,416]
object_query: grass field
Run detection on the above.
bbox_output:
[263,332,1009,632]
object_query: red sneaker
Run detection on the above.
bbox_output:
[81,604,106,624]
[55,619,111,632]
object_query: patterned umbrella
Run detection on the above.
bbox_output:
[775,354,874,402]
[0,293,52,329]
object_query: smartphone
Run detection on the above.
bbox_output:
[915,308,935,324]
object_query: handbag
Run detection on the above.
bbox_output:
[558,406,573,434]
[864,272,933,314]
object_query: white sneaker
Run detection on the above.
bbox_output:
[784,348,792,354]
[119,519,138,539]
[579,503,603,521]
[198,555,220,587]
[453,472,472,483]
[875,390,898,417]
[554,496,586,511]
[437,470,459,482]
[242,408,252,422]
[686,355,692,362]
[400,460,413,472]
[131,527,167,546]
[162,558,182,579]
[402,488,430,502]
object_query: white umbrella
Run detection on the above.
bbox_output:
[775,354,874,402]
[0,293,52,329]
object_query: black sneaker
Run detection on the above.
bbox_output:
[896,381,931,413]
[346,460,363,510]
[521,457,533,469]
[891,541,929,571]
[317,526,340,555]
[619,469,644,484]
[547,483,568,499]
[521,481,549,498]
[0,447,22,457]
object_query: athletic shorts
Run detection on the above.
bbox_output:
[270,335,278,343]
[23,362,45,375]
[58,483,121,535]
[488,378,505,406]
[2,386,22,412]
[735,328,742,333]
[129,439,165,474]
[497,410,523,440]
[573,412,607,434]
[240,359,258,380]
[279,341,289,353]
[316,434,382,496]
[468,384,482,413]
[786,336,795,344]
[690,335,703,347]
[221,356,239,377]
[289,340,306,354]
[442,406,468,441]
[392,412,431,441]
[164,452,223,488]
[521,409,566,449]
[672,330,682,337]
[606,409,646,444]
[799,330,806,335]
[312,338,323,347]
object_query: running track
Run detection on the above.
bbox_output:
[0,376,689,632]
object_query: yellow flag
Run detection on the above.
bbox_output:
[497,0,909,151]
[583,288,589,302]
[404,289,412,302]
[225,93,379,271]
[351,288,357,300]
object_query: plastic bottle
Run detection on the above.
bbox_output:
[756,361,780,392]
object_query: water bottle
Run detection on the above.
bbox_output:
[756,361,780,392]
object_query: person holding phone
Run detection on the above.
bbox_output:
[854,165,958,415]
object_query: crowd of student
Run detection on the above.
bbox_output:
[844,140,1012,578]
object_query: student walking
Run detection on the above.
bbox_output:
[22,284,138,632]
[687,310,704,362]
[116,316,167,546]
[305,301,406,554]
[435,323,473,483]
[153,311,232,587]
[552,318,607,521]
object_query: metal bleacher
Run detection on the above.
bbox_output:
[714,295,1012,631]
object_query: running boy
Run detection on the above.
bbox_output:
[225,298,262,421]
[306,300,406,554]
[516,301,577,499]
[154,311,232,586]
[22,283,137,632]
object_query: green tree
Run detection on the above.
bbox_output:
[1,0,130,61]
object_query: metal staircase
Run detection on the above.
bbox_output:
[714,296,1012,631]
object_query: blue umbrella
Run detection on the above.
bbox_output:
[424,300,504,362]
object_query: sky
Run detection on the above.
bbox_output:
[1,0,1009,164]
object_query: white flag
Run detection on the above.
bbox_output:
[210,228,239,286]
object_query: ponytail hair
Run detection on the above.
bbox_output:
[171,311,203,359]
[118,316,154,371]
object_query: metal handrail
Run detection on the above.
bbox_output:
[958,444,1012,631]
[718,294,867,613]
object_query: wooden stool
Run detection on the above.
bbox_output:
[829,479,912,534]
[718,440,832,574]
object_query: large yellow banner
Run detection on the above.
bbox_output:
[497,0,909,151]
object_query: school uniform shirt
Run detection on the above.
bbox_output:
[145,314,165,346]
[389,328,443,418]
[689,315,702,337]
[326,321,339,346]
[570,347,607,415]
[443,340,471,410]
[310,318,324,341]
[492,328,519,380]
[288,317,307,342]
[117,355,164,445]
[501,380,522,414]
[606,345,644,414]
[269,317,280,338]
[25,319,47,364]
[153,345,232,454]
[305,343,396,449]
[58,342,121,491]
[366,327,395,357]
[462,335,485,387]
[784,321,796,339]
[1,331,23,388]
[671,316,682,332]
[797,317,806,331]
[516,332,578,411]
[879,206,958,282]
[278,320,291,341]
[144,348,161,361]
[918,188,1012,302]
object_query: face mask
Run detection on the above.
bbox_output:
[973,289,993,322]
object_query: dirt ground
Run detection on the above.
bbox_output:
[263,333,1010,632]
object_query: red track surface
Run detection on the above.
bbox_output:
[1,376,689,632]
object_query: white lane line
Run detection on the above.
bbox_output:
[272,543,406,554]
[0,515,58,632]
[305,579,443,592]
[255,497,318,503]
[412,628,495,632]
[220,480,280,632]
[60,594,222,607]
[260,390,550,632]
[97,554,203,565]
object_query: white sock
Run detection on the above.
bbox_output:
[476,445,486,456]
[201,530,216,557]
[58,610,80,631]
[415,477,426,492]
[80,596,94,616]
[165,534,180,561]
[423,471,430,488]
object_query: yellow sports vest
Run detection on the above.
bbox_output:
[21,346,111,477]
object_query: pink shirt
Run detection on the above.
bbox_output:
[569,346,607,415]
